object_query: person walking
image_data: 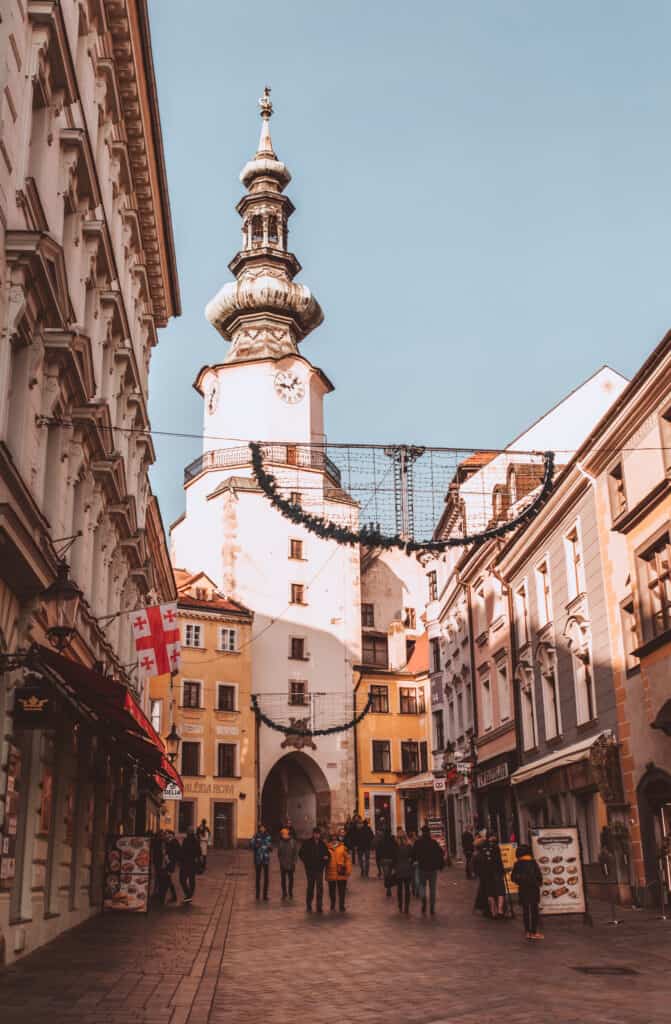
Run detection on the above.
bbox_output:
[474,833,506,919]
[395,832,414,914]
[407,831,421,897]
[196,819,211,871]
[326,830,352,912]
[283,818,297,839]
[374,823,386,878]
[179,827,201,903]
[461,826,475,880]
[412,825,445,916]
[511,844,544,940]
[378,828,398,898]
[278,827,299,900]
[344,815,359,867]
[251,823,272,901]
[299,827,330,912]
[154,831,176,904]
[355,817,375,878]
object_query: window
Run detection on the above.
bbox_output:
[620,598,639,673]
[267,215,279,245]
[219,627,238,652]
[573,655,596,725]
[661,406,671,472]
[181,742,200,777]
[290,491,302,507]
[195,587,207,601]
[289,539,304,560]
[184,623,203,648]
[401,741,420,774]
[430,637,441,674]
[400,687,425,714]
[289,680,308,706]
[481,675,493,731]
[217,684,236,712]
[362,603,375,627]
[251,214,263,245]
[496,661,510,721]
[216,743,236,778]
[564,524,585,601]
[457,690,464,734]
[290,583,306,605]
[474,583,486,635]
[150,699,162,734]
[465,682,473,731]
[420,741,428,772]
[372,740,391,773]
[428,570,438,602]
[433,710,445,750]
[404,607,416,630]
[535,559,552,628]
[289,637,307,660]
[286,444,298,466]
[447,699,455,739]
[520,676,537,751]
[608,462,627,520]
[514,582,529,648]
[640,534,671,638]
[542,665,561,740]
[362,634,388,668]
[370,684,389,713]
[178,800,195,832]
[182,680,202,709]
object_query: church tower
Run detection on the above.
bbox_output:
[171,90,361,833]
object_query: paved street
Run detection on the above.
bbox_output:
[1,851,670,1024]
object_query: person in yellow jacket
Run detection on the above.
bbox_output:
[325,828,352,912]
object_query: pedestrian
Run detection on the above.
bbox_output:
[473,833,506,919]
[283,818,297,840]
[407,831,421,896]
[325,830,352,912]
[154,831,176,904]
[299,826,329,912]
[355,817,375,878]
[374,822,386,877]
[278,827,299,900]
[164,829,180,903]
[412,824,445,916]
[179,827,201,903]
[197,818,211,871]
[251,822,272,901]
[344,815,359,866]
[511,844,543,940]
[378,828,398,898]
[395,832,414,914]
[461,825,475,880]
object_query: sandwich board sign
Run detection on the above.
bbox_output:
[530,827,586,915]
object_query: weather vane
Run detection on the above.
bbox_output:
[258,85,273,120]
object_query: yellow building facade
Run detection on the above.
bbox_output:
[151,571,256,846]
[355,634,434,833]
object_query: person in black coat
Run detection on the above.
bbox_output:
[354,818,375,878]
[299,827,330,912]
[377,829,398,898]
[461,827,475,879]
[411,825,445,915]
[473,834,506,918]
[179,827,201,903]
[511,844,543,939]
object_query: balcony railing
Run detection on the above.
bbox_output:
[184,443,342,488]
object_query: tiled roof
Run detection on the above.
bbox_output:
[178,594,252,617]
[406,632,429,674]
[459,451,498,470]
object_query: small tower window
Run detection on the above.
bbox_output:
[251,215,263,246]
[268,215,279,245]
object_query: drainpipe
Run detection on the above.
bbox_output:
[255,702,261,832]
[353,673,362,815]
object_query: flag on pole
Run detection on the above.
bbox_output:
[132,603,180,677]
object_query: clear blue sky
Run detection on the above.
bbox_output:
[147,0,671,528]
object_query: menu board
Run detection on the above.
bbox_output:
[530,827,586,915]
[427,816,447,854]
[103,836,152,913]
[499,842,518,895]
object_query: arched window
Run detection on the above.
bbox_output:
[267,215,279,245]
[251,215,263,246]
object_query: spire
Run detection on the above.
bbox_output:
[256,86,276,159]
[204,89,323,362]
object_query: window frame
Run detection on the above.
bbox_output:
[433,709,445,751]
[564,521,585,602]
[289,680,309,707]
[181,678,203,709]
[372,739,392,773]
[427,570,438,602]
[289,636,308,660]
[150,698,162,735]
[289,538,304,560]
[216,682,238,712]
[514,580,530,648]
[620,597,640,675]
[399,686,425,714]
[480,673,493,732]
[184,622,203,649]
[535,557,552,629]
[361,603,375,628]
[362,633,389,669]
[400,740,420,774]
[290,583,306,606]
[218,626,238,653]
[369,684,389,714]
[215,742,238,779]
[495,658,510,722]
[607,460,628,521]
[181,741,201,778]
[637,531,671,641]
[430,637,441,674]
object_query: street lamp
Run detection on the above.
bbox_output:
[42,562,83,652]
[165,722,181,764]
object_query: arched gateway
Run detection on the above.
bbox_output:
[261,752,331,837]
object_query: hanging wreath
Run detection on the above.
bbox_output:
[251,692,373,736]
[249,442,555,554]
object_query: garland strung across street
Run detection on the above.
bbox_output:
[251,692,373,736]
[249,442,556,554]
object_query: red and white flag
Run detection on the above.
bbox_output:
[132,603,180,677]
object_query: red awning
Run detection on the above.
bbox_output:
[35,645,172,780]
[155,756,183,790]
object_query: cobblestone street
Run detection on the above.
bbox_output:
[0,851,670,1023]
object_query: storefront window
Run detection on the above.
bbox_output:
[178,800,195,833]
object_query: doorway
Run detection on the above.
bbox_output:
[213,802,234,848]
[404,798,418,835]
[373,794,392,832]
[261,752,331,838]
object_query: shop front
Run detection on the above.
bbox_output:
[475,753,517,842]
[396,773,442,835]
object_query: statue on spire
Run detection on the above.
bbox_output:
[258,86,273,120]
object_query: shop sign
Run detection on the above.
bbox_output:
[427,816,447,853]
[475,761,509,790]
[103,835,151,913]
[530,827,586,916]
[433,777,446,792]
[184,780,235,797]
[12,681,56,730]
[162,782,182,801]
[499,842,518,895]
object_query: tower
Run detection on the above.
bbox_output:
[172,90,360,834]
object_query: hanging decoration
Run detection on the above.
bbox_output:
[249,442,555,554]
[251,692,373,737]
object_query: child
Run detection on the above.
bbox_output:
[511,844,543,940]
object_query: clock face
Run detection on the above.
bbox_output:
[274,371,305,404]
[206,379,219,414]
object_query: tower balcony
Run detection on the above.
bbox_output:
[184,442,342,489]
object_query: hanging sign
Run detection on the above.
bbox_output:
[162,782,182,801]
[530,827,586,915]
[12,680,56,730]
[433,776,446,792]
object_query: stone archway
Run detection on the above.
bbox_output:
[637,766,671,901]
[261,752,331,838]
